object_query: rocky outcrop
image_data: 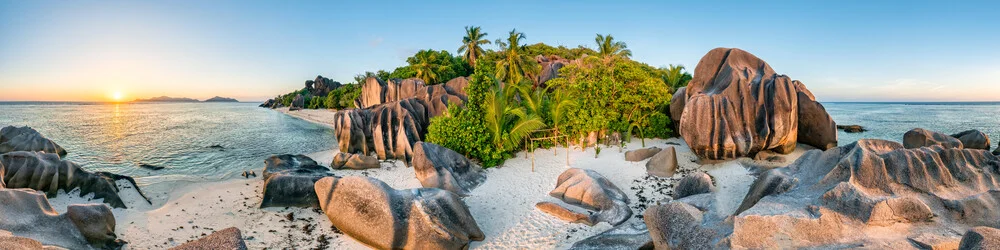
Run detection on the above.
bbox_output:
[624,147,660,162]
[333,77,469,162]
[537,168,631,226]
[837,124,867,133]
[669,87,686,127]
[314,176,484,249]
[960,227,1000,250]
[290,94,305,110]
[674,48,837,160]
[646,146,677,177]
[305,75,342,97]
[673,172,714,200]
[330,152,380,170]
[535,55,570,88]
[259,154,334,208]
[0,126,66,156]
[0,151,150,208]
[411,142,486,196]
[569,221,652,250]
[952,130,992,150]
[645,138,1000,249]
[170,227,247,250]
[904,128,963,149]
[0,189,121,249]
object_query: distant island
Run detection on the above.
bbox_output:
[131,96,239,103]
[132,96,200,102]
[203,96,239,102]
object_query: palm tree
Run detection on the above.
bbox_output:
[495,29,538,85]
[595,34,632,59]
[661,64,692,93]
[458,26,491,68]
[409,50,448,84]
[483,80,546,153]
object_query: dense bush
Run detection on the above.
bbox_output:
[324,84,361,109]
[646,112,673,139]
[426,61,512,167]
[522,43,596,60]
[405,50,471,84]
[388,66,416,79]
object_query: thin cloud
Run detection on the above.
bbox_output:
[370,37,384,47]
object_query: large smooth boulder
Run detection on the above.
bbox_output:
[0,189,120,249]
[537,168,632,226]
[644,202,721,249]
[170,227,247,250]
[643,138,1000,248]
[0,126,66,156]
[624,147,661,162]
[676,48,837,160]
[290,94,305,110]
[411,142,486,196]
[952,130,991,150]
[259,154,334,208]
[330,152,380,170]
[904,128,964,149]
[645,146,677,177]
[669,87,686,126]
[959,227,1000,250]
[0,151,150,208]
[314,176,484,249]
[672,172,714,200]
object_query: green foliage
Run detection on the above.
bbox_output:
[646,111,674,139]
[595,34,631,59]
[324,84,361,109]
[427,61,510,167]
[406,49,470,84]
[483,81,546,152]
[458,26,491,68]
[522,43,596,60]
[547,56,671,138]
[494,29,539,85]
[657,64,693,93]
[388,66,416,79]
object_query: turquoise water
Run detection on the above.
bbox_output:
[0,102,336,184]
[825,102,1000,148]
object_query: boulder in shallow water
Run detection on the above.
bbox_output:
[624,147,661,162]
[314,176,484,249]
[170,227,247,250]
[676,48,837,160]
[673,172,714,200]
[259,154,334,208]
[330,152,380,170]
[538,168,632,226]
[836,124,867,133]
[645,146,677,177]
[411,142,486,196]
[0,126,66,156]
[904,128,964,149]
[951,129,991,150]
[0,189,121,249]
[959,227,1000,250]
[0,151,151,208]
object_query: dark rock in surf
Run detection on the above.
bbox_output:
[0,151,151,208]
[836,124,867,133]
[259,154,334,208]
[138,163,165,170]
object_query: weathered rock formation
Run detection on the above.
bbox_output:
[673,172,714,200]
[569,221,652,250]
[330,152,380,170]
[259,154,334,208]
[314,176,484,249]
[674,48,837,160]
[904,128,964,149]
[0,151,150,208]
[960,227,1000,250]
[290,94,305,110]
[305,75,342,97]
[537,168,632,226]
[624,147,661,162]
[837,124,867,133]
[170,227,247,250]
[535,55,570,88]
[411,142,486,196]
[645,138,1000,249]
[0,126,66,157]
[645,146,677,177]
[952,129,992,150]
[0,230,46,249]
[0,189,121,249]
[332,77,468,162]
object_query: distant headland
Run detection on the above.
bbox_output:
[131,96,239,103]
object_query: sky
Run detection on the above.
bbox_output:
[2,1,999,102]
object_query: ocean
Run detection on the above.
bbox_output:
[1,102,997,186]
[0,102,336,185]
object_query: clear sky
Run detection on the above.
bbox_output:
[2,1,998,102]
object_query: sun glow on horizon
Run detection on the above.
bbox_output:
[111,91,123,102]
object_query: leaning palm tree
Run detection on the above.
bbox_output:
[409,50,447,84]
[595,34,632,59]
[483,80,546,152]
[661,64,693,93]
[458,26,491,68]
[495,29,538,85]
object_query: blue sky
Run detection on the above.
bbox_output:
[2,1,998,102]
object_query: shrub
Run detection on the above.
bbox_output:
[426,60,512,167]
[646,112,673,139]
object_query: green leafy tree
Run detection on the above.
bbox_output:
[406,50,469,84]
[389,66,416,79]
[522,43,597,60]
[483,80,546,153]
[458,26,491,68]
[494,29,538,85]
[659,64,693,93]
[594,34,632,59]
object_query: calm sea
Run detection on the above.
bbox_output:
[0,102,336,185]
[0,102,997,185]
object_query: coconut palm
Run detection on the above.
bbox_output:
[483,80,546,152]
[409,50,448,84]
[458,26,491,68]
[595,34,632,59]
[495,29,538,85]
[661,64,693,93]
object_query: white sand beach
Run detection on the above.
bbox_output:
[43,108,813,249]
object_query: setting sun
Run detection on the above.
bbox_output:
[112,91,123,101]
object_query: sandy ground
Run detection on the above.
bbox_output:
[41,108,813,249]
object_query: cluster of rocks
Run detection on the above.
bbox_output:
[903,128,993,151]
[331,77,469,162]
[305,75,341,97]
[671,48,838,161]
[536,168,632,226]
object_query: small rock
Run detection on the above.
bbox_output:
[139,163,165,170]
[836,124,867,133]
[624,147,661,162]
[646,146,678,177]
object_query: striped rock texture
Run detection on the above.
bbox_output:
[0,126,66,157]
[0,151,150,208]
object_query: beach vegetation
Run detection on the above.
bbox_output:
[407,49,470,84]
[594,34,631,59]
[458,26,491,69]
[494,29,539,86]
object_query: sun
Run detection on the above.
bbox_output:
[112,91,123,102]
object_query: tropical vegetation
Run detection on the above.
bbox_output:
[458,26,491,68]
